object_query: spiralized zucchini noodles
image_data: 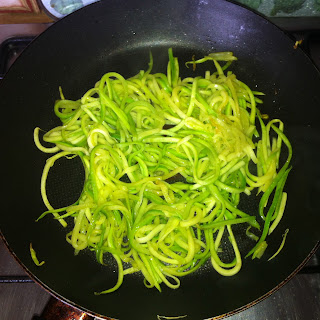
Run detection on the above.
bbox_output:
[34,49,292,293]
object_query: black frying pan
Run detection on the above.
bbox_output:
[1,0,320,319]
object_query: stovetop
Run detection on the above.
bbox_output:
[1,21,320,320]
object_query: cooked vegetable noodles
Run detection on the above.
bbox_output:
[34,49,292,292]
[268,228,290,261]
[30,243,45,267]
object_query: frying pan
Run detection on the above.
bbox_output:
[1,0,320,319]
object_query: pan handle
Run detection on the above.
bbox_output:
[34,296,95,320]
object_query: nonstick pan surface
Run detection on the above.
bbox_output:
[1,0,320,319]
